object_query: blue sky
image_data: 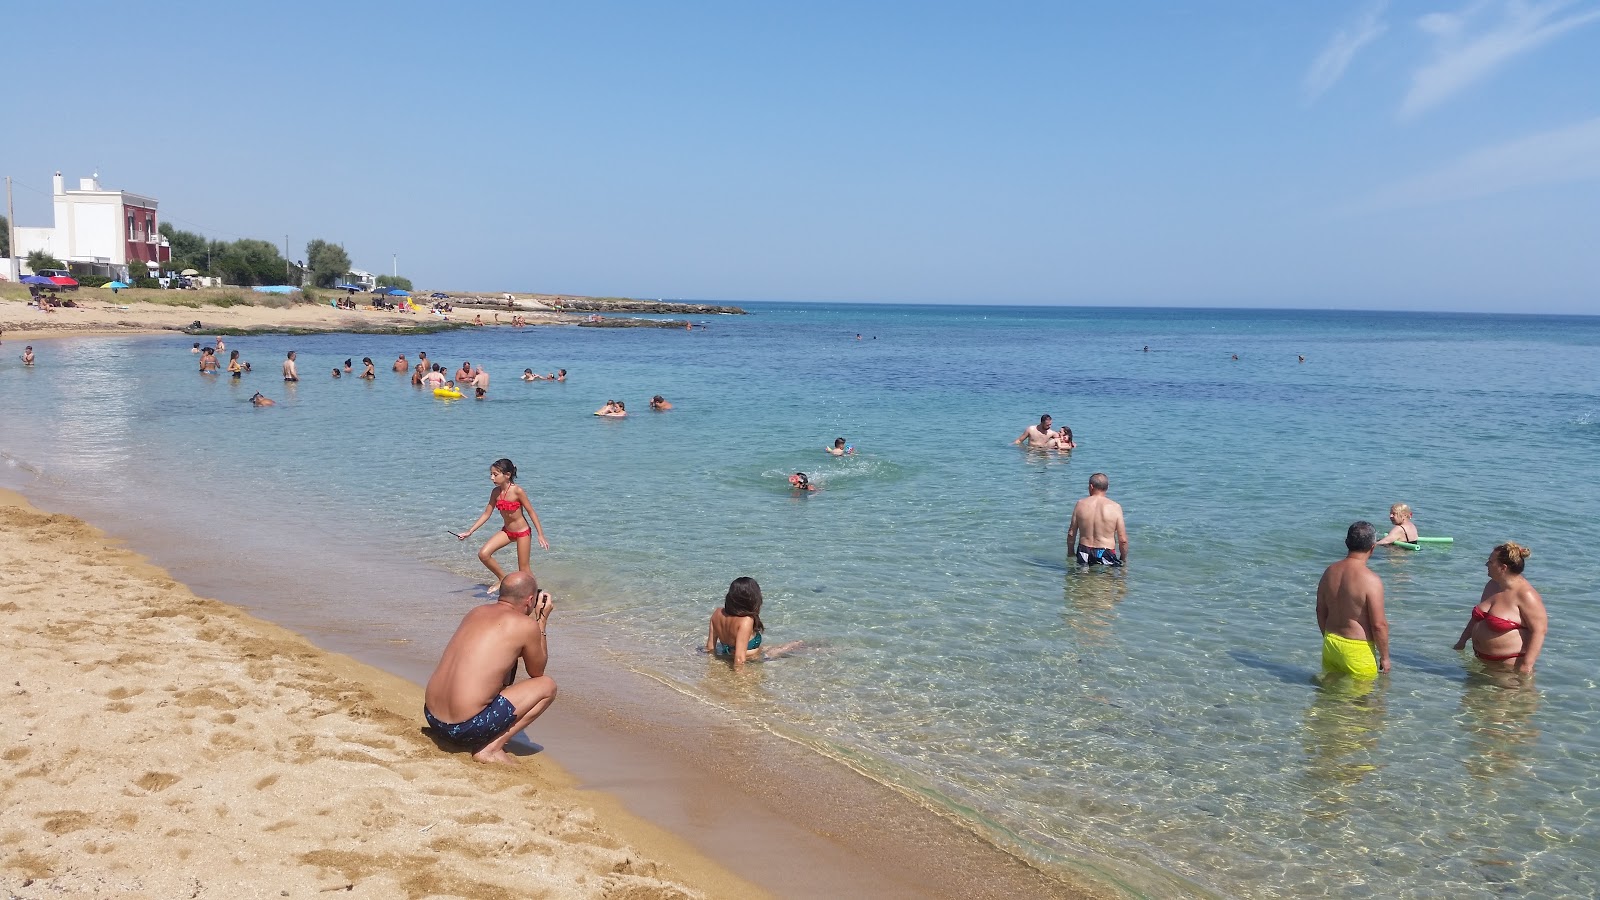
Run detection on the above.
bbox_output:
[6,1,1598,311]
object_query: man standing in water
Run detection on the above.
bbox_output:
[282,350,299,382]
[1067,473,1127,566]
[1014,414,1055,448]
[1315,522,1390,679]
[424,571,558,764]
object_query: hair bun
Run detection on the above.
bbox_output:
[1505,542,1531,564]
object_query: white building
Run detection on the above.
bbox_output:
[9,172,170,280]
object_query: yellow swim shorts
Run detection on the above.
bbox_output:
[1321,632,1379,679]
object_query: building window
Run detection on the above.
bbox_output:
[128,215,135,240]
[147,215,155,242]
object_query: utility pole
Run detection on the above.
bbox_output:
[392,253,397,278]
[5,176,17,282]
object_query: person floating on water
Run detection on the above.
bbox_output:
[1316,522,1390,679]
[1067,473,1127,567]
[424,571,558,764]
[249,392,275,407]
[331,368,342,379]
[455,458,549,595]
[1454,542,1546,675]
[826,437,854,456]
[1375,503,1419,546]
[705,577,802,669]
[789,472,818,492]
[1015,414,1055,449]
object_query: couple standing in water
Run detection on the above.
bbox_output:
[1316,522,1547,680]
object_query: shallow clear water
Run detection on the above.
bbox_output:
[3,304,1598,899]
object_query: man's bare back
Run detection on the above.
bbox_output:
[1067,473,1127,565]
[424,572,557,763]
[1315,524,1390,675]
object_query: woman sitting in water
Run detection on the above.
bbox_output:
[1375,503,1419,545]
[1454,542,1547,674]
[704,577,800,669]
[454,457,550,594]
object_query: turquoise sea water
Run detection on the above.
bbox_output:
[2,303,1597,898]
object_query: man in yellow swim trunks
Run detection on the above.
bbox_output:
[1315,521,1390,679]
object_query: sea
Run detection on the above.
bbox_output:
[2,302,1597,899]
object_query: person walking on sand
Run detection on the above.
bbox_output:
[282,350,299,382]
[1067,473,1127,567]
[1316,522,1390,679]
[455,458,549,594]
[1014,414,1055,448]
[424,571,558,764]
[1454,542,1547,675]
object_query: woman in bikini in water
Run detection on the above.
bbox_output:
[1454,541,1547,675]
[456,458,549,593]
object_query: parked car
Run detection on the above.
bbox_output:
[36,269,79,290]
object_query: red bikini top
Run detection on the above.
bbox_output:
[1472,606,1524,633]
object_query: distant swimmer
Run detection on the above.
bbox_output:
[331,368,342,379]
[191,342,201,354]
[555,368,567,382]
[455,458,550,595]
[594,400,625,417]
[522,369,537,381]
[215,336,225,352]
[424,365,446,389]
[22,345,35,366]
[1298,355,1306,363]
[1315,522,1389,679]
[1231,354,1240,361]
[360,357,376,379]
[789,472,818,492]
[826,437,853,456]
[424,571,557,764]
[1067,473,1127,567]
[455,361,473,383]
[705,577,802,669]
[394,354,409,372]
[199,348,220,374]
[250,392,275,407]
[1014,414,1055,449]
[227,350,243,379]
[472,366,490,395]
[282,351,299,382]
[650,395,673,411]
[1454,542,1546,674]
[344,358,354,374]
[1143,346,1149,352]
[1375,503,1419,546]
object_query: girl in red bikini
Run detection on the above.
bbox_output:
[456,458,549,594]
[1454,542,1547,675]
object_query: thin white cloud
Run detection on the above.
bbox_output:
[1401,0,1600,119]
[1348,115,1600,211]
[1305,2,1391,102]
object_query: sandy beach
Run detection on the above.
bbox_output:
[0,488,756,899]
[0,290,565,342]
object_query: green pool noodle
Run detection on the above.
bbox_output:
[1392,541,1420,550]
[1414,536,1453,544]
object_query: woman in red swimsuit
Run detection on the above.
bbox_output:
[1454,542,1547,675]
[456,458,549,593]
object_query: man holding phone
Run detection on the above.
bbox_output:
[424,571,557,764]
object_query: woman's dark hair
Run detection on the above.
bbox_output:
[723,577,764,633]
[345,359,352,367]
[491,458,517,481]
[229,350,239,359]
[362,357,372,365]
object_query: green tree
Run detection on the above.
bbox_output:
[376,274,413,291]
[26,249,65,272]
[159,223,210,273]
[305,239,352,288]
[1,214,9,258]
[214,239,291,286]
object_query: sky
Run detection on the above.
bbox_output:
[5,1,1599,312]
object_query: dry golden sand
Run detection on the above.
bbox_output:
[0,491,761,899]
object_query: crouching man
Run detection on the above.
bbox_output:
[424,571,557,764]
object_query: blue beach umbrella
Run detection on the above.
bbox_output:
[21,275,53,286]
[384,288,411,297]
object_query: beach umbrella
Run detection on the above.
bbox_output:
[385,288,411,297]
[21,275,53,285]
[180,269,199,276]
[105,281,129,289]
